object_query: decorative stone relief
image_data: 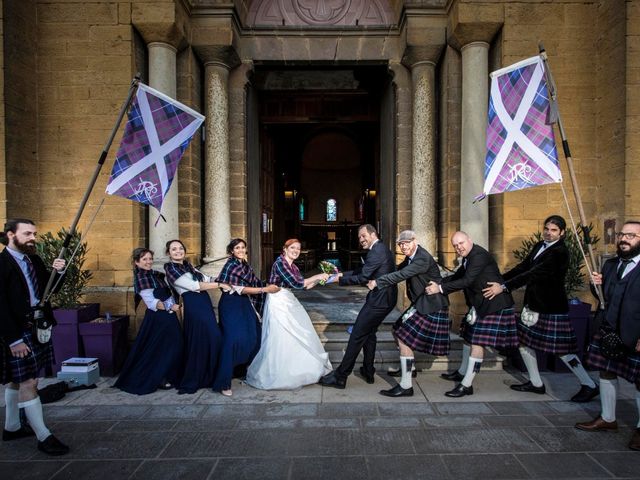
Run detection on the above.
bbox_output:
[246,0,394,27]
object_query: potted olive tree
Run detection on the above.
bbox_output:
[37,229,98,373]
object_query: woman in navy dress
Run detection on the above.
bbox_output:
[164,239,224,394]
[115,248,183,395]
[213,238,279,396]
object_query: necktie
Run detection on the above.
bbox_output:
[617,259,632,280]
[24,256,40,292]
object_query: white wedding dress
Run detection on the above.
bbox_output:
[246,289,332,390]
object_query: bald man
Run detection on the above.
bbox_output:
[426,231,517,397]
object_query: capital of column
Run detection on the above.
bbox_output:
[446,1,503,51]
[401,45,443,70]
[132,3,187,50]
[194,45,241,71]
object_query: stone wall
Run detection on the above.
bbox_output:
[627,0,640,219]
[0,0,5,225]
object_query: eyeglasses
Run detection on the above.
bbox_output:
[397,240,415,246]
[615,232,640,240]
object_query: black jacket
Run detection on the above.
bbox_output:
[339,240,398,309]
[503,239,569,314]
[375,245,448,315]
[441,244,514,317]
[0,248,63,344]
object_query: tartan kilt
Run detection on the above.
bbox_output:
[0,329,54,385]
[518,313,577,354]
[461,308,519,349]
[393,308,450,356]
[585,334,640,383]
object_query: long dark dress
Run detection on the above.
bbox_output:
[165,261,222,394]
[115,269,183,395]
[212,257,263,392]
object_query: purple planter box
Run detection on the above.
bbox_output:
[79,315,129,377]
[51,303,100,373]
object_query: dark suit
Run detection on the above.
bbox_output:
[376,245,448,315]
[503,240,569,314]
[599,256,640,349]
[336,240,398,379]
[441,244,513,317]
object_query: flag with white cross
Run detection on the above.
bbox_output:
[106,83,204,212]
[481,56,562,198]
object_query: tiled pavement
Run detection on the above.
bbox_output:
[2,371,640,479]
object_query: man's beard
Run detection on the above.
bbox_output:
[14,238,36,255]
[616,241,640,259]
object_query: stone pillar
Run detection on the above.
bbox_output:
[410,61,437,253]
[460,41,489,248]
[147,42,179,261]
[201,61,231,275]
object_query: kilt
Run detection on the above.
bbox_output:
[585,334,640,383]
[393,308,450,356]
[0,329,54,385]
[518,313,577,354]
[461,308,518,349]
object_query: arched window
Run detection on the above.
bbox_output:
[326,198,337,222]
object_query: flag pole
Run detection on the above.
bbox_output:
[40,75,141,305]
[538,43,604,307]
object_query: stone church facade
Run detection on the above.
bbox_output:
[0,0,638,317]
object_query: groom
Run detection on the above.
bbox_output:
[320,224,397,389]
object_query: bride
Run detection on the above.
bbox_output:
[246,239,334,390]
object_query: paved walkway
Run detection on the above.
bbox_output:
[2,371,640,479]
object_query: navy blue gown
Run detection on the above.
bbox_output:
[212,257,264,392]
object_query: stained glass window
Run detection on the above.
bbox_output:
[326,198,337,222]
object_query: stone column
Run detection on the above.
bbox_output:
[410,61,437,253]
[201,61,231,275]
[460,41,489,248]
[147,42,179,261]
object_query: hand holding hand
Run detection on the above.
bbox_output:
[482,282,502,300]
[171,304,181,313]
[10,341,30,358]
[367,280,377,291]
[52,258,66,272]
[264,284,280,294]
[219,283,232,292]
[425,281,440,295]
[591,272,603,285]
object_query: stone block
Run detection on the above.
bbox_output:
[38,3,118,24]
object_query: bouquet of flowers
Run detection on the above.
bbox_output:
[317,260,339,285]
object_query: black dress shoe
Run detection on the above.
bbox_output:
[2,425,35,441]
[445,383,474,398]
[379,384,414,397]
[387,367,418,378]
[571,385,599,403]
[359,367,375,384]
[440,371,464,382]
[37,434,70,456]
[319,371,346,389]
[510,381,546,394]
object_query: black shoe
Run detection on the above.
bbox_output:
[571,385,599,403]
[445,383,474,398]
[37,434,70,456]
[2,425,35,441]
[319,371,346,389]
[510,381,546,394]
[387,367,418,378]
[359,367,375,384]
[440,371,464,382]
[379,384,414,397]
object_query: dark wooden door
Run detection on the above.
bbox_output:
[260,127,275,279]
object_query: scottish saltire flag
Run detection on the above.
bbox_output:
[106,83,204,212]
[481,56,562,199]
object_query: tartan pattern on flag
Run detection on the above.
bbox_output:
[483,56,562,197]
[393,308,451,356]
[460,308,519,349]
[106,83,204,212]
[518,313,578,354]
[585,334,640,383]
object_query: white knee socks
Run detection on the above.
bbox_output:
[519,346,543,388]
[400,356,414,389]
[4,388,21,432]
[457,343,471,375]
[559,354,597,388]
[600,378,617,422]
[461,357,482,388]
[18,397,50,441]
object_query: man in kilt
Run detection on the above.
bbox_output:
[0,219,69,455]
[367,230,449,397]
[482,215,598,402]
[426,231,518,397]
[576,221,640,451]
